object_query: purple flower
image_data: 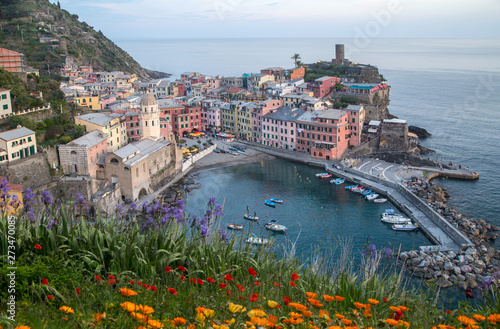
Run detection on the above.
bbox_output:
[160,215,169,225]
[76,193,86,204]
[130,202,137,209]
[27,209,36,222]
[41,190,54,205]
[218,229,228,243]
[369,244,376,252]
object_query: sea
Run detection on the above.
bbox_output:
[115,38,500,246]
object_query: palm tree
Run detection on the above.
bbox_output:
[296,60,303,68]
[291,53,301,67]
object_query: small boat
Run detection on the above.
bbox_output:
[330,179,336,184]
[270,198,283,204]
[345,185,357,190]
[264,200,276,207]
[374,198,388,203]
[366,193,379,201]
[381,215,411,224]
[316,173,329,177]
[227,223,243,230]
[392,223,419,231]
[319,173,333,179]
[351,186,363,191]
[265,219,287,233]
[335,179,345,185]
[245,236,269,245]
[362,190,372,196]
[243,213,259,221]
[214,149,220,153]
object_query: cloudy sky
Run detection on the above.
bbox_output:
[55,0,500,40]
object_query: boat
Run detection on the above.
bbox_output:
[265,219,287,233]
[351,186,363,191]
[214,149,220,153]
[366,193,379,201]
[270,198,283,204]
[243,213,259,221]
[330,179,336,184]
[245,236,269,245]
[362,190,372,196]
[264,200,276,207]
[316,173,329,177]
[381,215,411,224]
[335,179,345,185]
[374,198,388,203]
[227,223,243,230]
[319,173,333,179]
[345,185,357,190]
[392,223,419,231]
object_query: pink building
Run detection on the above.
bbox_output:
[200,99,222,131]
[124,110,141,142]
[261,106,302,150]
[251,99,283,142]
[100,94,117,109]
[311,76,341,98]
[346,105,365,147]
[261,67,285,76]
[296,109,350,160]
[207,76,222,90]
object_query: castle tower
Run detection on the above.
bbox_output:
[335,44,345,65]
[140,93,161,141]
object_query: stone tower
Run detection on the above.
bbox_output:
[335,44,345,65]
[140,93,161,141]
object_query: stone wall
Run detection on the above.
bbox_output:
[41,146,60,169]
[0,153,52,189]
[379,122,408,152]
[150,162,180,192]
[349,138,380,157]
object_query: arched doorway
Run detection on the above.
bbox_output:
[139,188,148,198]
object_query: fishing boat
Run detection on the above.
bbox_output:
[264,200,276,207]
[392,222,419,231]
[374,198,388,203]
[335,179,345,185]
[316,172,329,177]
[319,173,333,179]
[270,198,283,204]
[366,193,379,201]
[245,236,269,245]
[227,223,243,230]
[243,213,259,221]
[265,219,287,233]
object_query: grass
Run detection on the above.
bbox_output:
[0,189,499,328]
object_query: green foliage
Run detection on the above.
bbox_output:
[304,63,350,82]
[45,125,64,140]
[340,96,361,105]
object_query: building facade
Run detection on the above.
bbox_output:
[58,130,108,176]
[0,127,37,164]
[0,89,13,116]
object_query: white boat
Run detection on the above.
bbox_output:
[381,215,411,224]
[243,214,259,221]
[392,223,419,231]
[316,172,329,177]
[227,223,243,230]
[374,198,388,203]
[245,236,269,245]
[265,220,287,233]
[366,193,379,201]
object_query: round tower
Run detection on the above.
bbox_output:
[140,93,161,140]
[335,44,345,64]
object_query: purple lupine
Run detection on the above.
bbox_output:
[218,229,229,243]
[384,248,394,260]
[76,193,86,205]
[27,209,36,222]
[41,190,54,205]
[160,215,169,225]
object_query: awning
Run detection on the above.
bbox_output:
[368,128,378,134]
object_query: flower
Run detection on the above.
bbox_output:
[291,273,300,281]
[473,314,485,321]
[289,303,308,312]
[248,268,257,276]
[335,295,345,302]
[398,306,409,313]
[289,281,297,287]
[178,266,186,272]
[224,274,233,281]
[229,302,247,313]
[385,319,399,326]
[121,301,140,312]
[119,287,138,297]
[41,278,48,285]
[46,295,54,300]
[151,285,157,291]
[173,317,186,326]
[203,308,215,318]
[335,314,345,319]
[107,278,117,285]
[93,312,106,323]
[142,305,155,314]
[166,266,172,273]
[250,293,259,302]
[305,292,318,298]
[34,244,42,250]
[368,298,379,304]
[168,288,178,295]
[341,319,352,325]
[268,300,279,308]
[195,312,206,322]
[389,306,401,313]
[457,315,476,327]
[15,327,31,329]
[323,294,335,302]
[302,310,313,317]
[59,306,74,314]
[254,281,261,286]
[307,299,323,308]
[76,288,81,296]
[207,277,215,283]
[283,296,291,306]
[148,319,164,329]
[219,283,227,289]
[353,302,366,309]
[487,314,500,324]
[383,298,389,303]
[274,282,282,287]
[190,278,196,284]
[180,275,186,281]
[197,278,204,285]
[95,275,102,281]
[226,290,232,298]
[108,274,116,279]
[130,280,135,285]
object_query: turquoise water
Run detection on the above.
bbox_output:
[186,158,431,258]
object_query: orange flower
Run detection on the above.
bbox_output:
[389,306,401,313]
[319,309,330,319]
[130,312,148,323]
[353,302,365,309]
[59,306,74,314]
[93,312,106,323]
[148,319,164,329]
[385,319,399,326]
[289,312,303,319]
[173,317,186,326]
[307,298,323,308]
[335,314,345,320]
[341,319,352,326]
[302,310,313,317]
[398,306,409,313]
[250,317,267,326]
[121,301,140,312]
[119,287,138,297]
[289,303,308,311]
[368,298,379,305]
[487,314,500,324]
[335,295,345,302]
[305,292,318,298]
[323,294,335,302]
[457,315,476,326]
[473,314,485,321]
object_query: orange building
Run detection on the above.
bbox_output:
[291,67,305,80]
[0,48,24,73]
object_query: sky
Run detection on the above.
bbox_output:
[54,0,500,40]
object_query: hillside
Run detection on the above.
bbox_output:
[0,0,168,80]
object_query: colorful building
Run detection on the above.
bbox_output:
[0,47,24,73]
[74,95,101,110]
[346,105,365,147]
[312,76,341,98]
[261,106,302,150]
[0,127,37,163]
[251,99,283,143]
[74,113,127,152]
[0,88,13,117]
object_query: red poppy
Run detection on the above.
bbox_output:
[250,293,259,302]
[107,278,117,285]
[146,284,151,290]
[166,266,172,273]
[383,298,388,303]
[47,295,54,300]
[207,277,215,283]
[108,274,116,279]
[274,282,282,287]
[178,265,186,272]
[219,282,227,289]
[151,285,157,291]
[41,278,49,285]
[142,284,146,288]
[236,283,244,292]
[254,281,261,286]
[180,275,187,281]
[289,281,297,287]
[138,281,143,285]
[197,278,204,285]
[168,287,178,295]
[95,275,102,281]
[130,280,135,285]
[248,267,257,276]
[466,289,474,299]
[445,309,453,314]
[283,296,291,306]
[238,296,244,300]
[276,304,281,309]
[291,273,300,281]
[34,244,42,250]
[190,278,196,284]
[224,274,233,281]
[76,288,81,296]
[226,290,232,298]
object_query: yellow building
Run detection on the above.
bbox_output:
[74,95,101,110]
[237,103,256,141]
[0,126,37,164]
[0,88,13,117]
[74,113,127,152]
[0,176,23,217]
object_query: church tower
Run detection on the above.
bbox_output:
[139,93,161,141]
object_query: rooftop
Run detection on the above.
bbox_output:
[263,106,303,122]
[69,130,107,149]
[0,127,35,141]
[76,113,116,127]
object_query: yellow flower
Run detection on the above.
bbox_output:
[212,324,229,329]
[225,319,236,325]
[229,302,247,314]
[368,298,379,305]
[203,308,215,318]
[121,301,140,312]
[457,315,476,326]
[305,292,318,298]
[148,319,164,329]
[93,312,106,323]
[247,309,267,317]
[268,300,279,308]
[195,312,206,322]
[473,314,485,321]
[59,306,75,314]
[119,287,138,297]
[173,317,186,326]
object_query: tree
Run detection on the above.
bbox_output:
[334,82,346,91]
[291,53,301,67]
[295,60,303,68]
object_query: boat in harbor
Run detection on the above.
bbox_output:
[381,214,411,224]
[319,173,333,179]
[214,149,220,153]
[392,222,419,231]
[345,185,357,189]
[366,193,379,201]
[374,198,388,203]
[335,179,345,185]
[362,190,372,196]
[264,200,276,207]
[265,219,287,233]
[227,223,243,230]
[245,236,269,245]
[316,172,329,177]
[270,198,283,204]
[243,213,259,221]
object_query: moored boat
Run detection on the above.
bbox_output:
[366,193,379,201]
[374,198,388,203]
[345,185,357,189]
[381,215,411,224]
[264,200,276,207]
[214,149,220,153]
[392,223,419,231]
[265,219,287,233]
[316,172,329,177]
[243,213,259,221]
[362,190,372,196]
[270,198,283,204]
[245,236,269,245]
[227,223,243,230]
[335,179,345,185]
[319,173,333,179]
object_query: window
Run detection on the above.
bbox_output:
[136,122,139,127]
[329,136,332,142]
[352,118,355,123]
[3,105,7,110]
[1,94,6,99]
[28,137,31,142]
[131,131,134,135]
[136,168,139,177]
